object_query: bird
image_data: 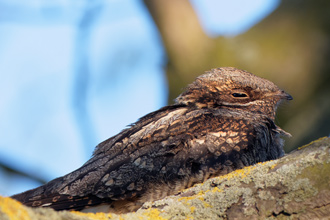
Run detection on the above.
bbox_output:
[11,67,292,213]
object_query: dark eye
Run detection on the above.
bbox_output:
[232,92,248,98]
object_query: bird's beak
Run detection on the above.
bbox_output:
[282,91,293,100]
[274,90,293,100]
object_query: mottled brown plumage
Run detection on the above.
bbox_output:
[11,67,292,213]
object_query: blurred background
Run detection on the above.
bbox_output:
[0,0,329,196]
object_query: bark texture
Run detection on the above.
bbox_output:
[1,137,330,219]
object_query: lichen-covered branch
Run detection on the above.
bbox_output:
[138,137,330,219]
[1,137,330,219]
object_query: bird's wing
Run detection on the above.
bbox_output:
[12,106,272,212]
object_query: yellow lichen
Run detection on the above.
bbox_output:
[0,196,30,220]
[178,197,191,203]
[211,187,222,193]
[140,208,166,220]
[219,165,257,181]
[202,201,213,208]
[190,206,196,213]
[178,190,207,203]
[70,210,112,220]
[270,163,277,170]
[298,136,327,150]
[196,190,207,197]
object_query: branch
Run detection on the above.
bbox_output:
[2,137,330,219]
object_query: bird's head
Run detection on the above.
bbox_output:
[175,67,292,120]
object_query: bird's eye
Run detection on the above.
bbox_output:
[232,92,248,98]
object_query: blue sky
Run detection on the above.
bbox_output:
[191,0,279,36]
[0,0,279,196]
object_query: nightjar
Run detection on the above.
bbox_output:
[12,67,292,213]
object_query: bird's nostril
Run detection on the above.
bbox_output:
[286,94,293,100]
[282,91,293,100]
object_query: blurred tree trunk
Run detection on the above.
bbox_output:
[143,0,214,103]
[143,0,330,151]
